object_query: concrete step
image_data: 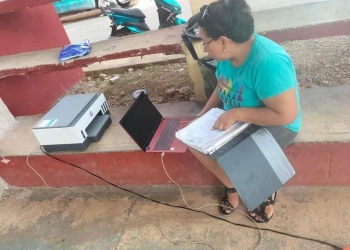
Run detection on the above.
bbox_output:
[81,0,350,76]
[0,186,349,249]
[253,0,350,33]
[60,9,101,24]
[83,53,186,76]
[189,0,350,39]
[0,86,349,188]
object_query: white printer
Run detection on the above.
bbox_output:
[32,93,112,152]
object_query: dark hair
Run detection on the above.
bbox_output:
[198,0,254,43]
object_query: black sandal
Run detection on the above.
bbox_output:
[249,191,277,223]
[220,187,238,215]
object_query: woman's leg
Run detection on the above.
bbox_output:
[188,147,239,212]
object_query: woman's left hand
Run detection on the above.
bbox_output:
[212,109,238,130]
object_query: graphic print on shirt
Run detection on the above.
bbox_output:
[217,76,244,107]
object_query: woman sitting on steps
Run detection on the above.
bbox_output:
[187,0,302,223]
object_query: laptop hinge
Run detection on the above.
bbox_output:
[144,118,162,150]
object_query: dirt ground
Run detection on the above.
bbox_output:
[67,35,350,108]
[68,63,194,107]
[283,35,350,88]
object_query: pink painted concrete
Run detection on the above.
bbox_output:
[0,4,71,56]
[0,4,84,116]
[0,70,83,116]
[263,20,350,43]
[0,25,184,78]
[0,0,57,15]
[2,20,350,79]
[1,142,350,188]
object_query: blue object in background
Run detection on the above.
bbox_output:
[175,17,187,25]
[59,40,91,62]
[156,0,182,14]
[53,0,96,15]
[107,13,145,34]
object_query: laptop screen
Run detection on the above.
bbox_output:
[119,92,163,151]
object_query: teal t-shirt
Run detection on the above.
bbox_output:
[215,33,302,132]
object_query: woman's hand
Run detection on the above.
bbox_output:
[212,109,238,130]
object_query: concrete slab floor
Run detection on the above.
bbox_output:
[2,85,350,158]
[0,186,349,250]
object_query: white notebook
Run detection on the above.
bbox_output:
[175,108,251,155]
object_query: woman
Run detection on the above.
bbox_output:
[188,0,302,223]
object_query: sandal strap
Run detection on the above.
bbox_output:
[260,191,277,207]
[225,187,237,193]
[259,213,270,221]
[252,208,270,222]
[221,197,234,213]
[268,191,277,205]
[252,208,264,217]
[249,192,277,223]
[253,205,272,223]
[260,200,271,207]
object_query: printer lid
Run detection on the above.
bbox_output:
[33,93,100,129]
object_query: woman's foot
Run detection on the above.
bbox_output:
[220,187,239,215]
[249,192,277,223]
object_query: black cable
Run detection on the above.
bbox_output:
[39,146,342,250]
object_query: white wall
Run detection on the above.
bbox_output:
[0,99,13,197]
[0,98,16,140]
[247,0,325,11]
[0,177,8,199]
[189,0,326,15]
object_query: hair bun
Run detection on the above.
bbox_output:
[199,0,254,43]
[225,0,250,12]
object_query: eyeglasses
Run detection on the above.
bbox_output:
[200,38,214,50]
[201,5,227,35]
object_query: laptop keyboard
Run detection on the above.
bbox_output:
[153,119,181,150]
